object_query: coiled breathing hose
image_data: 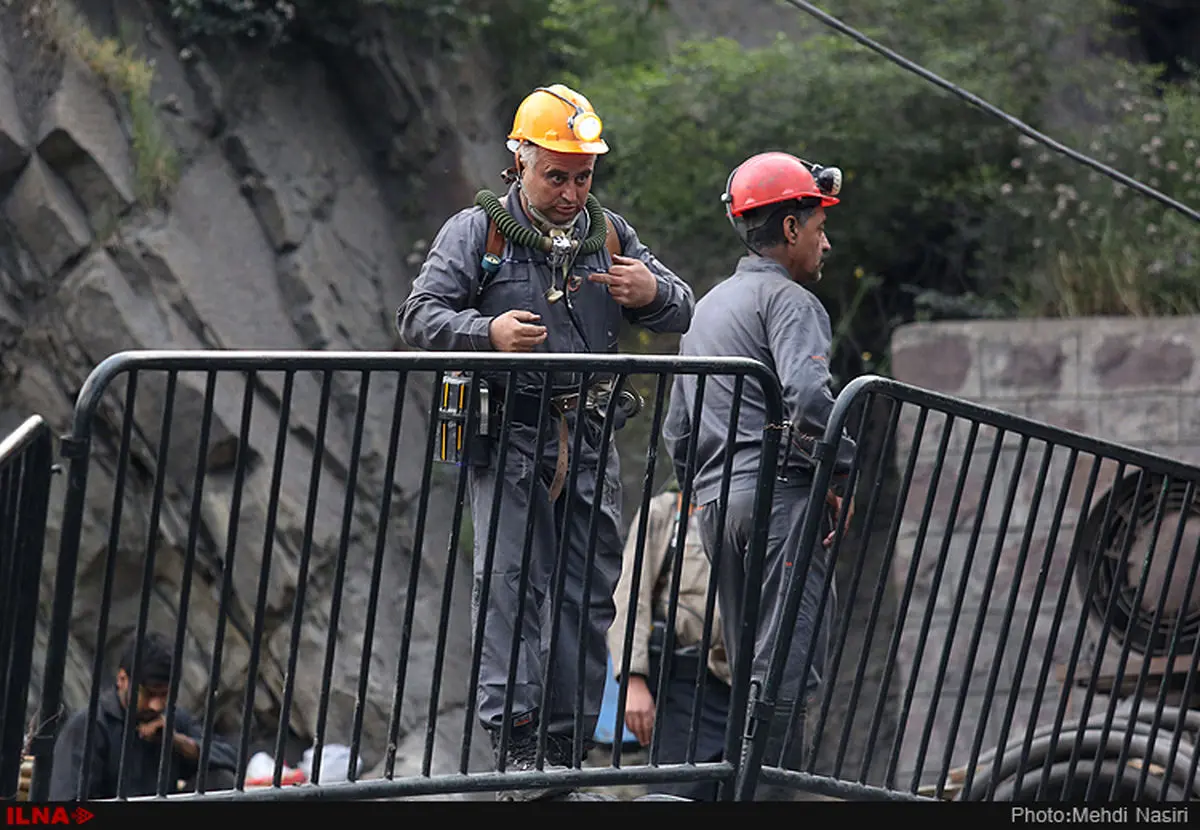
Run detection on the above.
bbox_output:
[474,189,610,255]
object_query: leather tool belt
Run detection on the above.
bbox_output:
[437,372,642,503]
[495,388,591,503]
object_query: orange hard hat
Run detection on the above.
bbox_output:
[507,84,609,155]
[722,151,841,218]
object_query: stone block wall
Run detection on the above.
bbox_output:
[891,316,1200,461]
[872,316,1200,790]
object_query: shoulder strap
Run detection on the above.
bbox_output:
[486,219,505,259]
[468,219,506,309]
[655,492,684,592]
[605,215,621,259]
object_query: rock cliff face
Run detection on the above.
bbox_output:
[0,0,511,782]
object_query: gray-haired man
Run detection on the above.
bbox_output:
[397,83,694,800]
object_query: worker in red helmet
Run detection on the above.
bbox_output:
[663,150,857,799]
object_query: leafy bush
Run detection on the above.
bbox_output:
[992,62,1200,316]
[574,26,1035,375]
[554,0,1200,385]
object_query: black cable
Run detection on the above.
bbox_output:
[779,0,1200,226]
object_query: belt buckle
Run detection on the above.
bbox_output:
[551,393,579,412]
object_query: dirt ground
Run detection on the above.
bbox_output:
[578,743,655,800]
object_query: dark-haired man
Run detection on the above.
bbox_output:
[48,631,238,800]
[663,151,857,799]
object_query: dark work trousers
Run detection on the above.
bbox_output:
[699,480,836,800]
[648,663,732,801]
[468,408,624,753]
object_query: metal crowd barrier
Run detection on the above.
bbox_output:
[744,375,1200,804]
[0,416,55,801]
[27,351,782,802]
[15,353,1194,804]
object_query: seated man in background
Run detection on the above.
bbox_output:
[48,631,238,800]
[608,483,731,801]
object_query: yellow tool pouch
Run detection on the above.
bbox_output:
[435,371,491,466]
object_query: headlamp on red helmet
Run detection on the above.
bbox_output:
[808,161,842,198]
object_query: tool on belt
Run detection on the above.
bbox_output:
[435,371,490,468]
[435,372,643,501]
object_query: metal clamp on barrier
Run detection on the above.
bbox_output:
[586,378,644,422]
[772,421,794,483]
[742,679,775,742]
[58,435,88,460]
[773,421,826,483]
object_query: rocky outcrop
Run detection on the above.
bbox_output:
[0,0,508,785]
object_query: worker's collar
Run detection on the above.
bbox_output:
[735,254,793,281]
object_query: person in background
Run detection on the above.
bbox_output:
[609,483,731,801]
[48,631,238,800]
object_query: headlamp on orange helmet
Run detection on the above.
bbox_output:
[536,86,604,142]
[506,84,609,156]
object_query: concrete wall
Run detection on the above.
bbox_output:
[875,316,1200,790]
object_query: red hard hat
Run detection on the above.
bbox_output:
[723,151,840,217]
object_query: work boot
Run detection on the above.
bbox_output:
[546,731,590,768]
[490,711,573,802]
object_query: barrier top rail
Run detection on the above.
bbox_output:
[0,415,51,463]
[824,374,1200,482]
[68,349,783,442]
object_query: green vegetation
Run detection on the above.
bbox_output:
[29,1,179,207]
[513,0,1200,380]
[163,0,486,46]
[74,29,180,207]
[998,67,1200,317]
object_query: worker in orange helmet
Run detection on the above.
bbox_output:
[663,151,857,799]
[397,84,694,801]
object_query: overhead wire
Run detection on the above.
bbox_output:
[779,0,1200,226]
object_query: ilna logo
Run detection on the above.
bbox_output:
[4,807,93,825]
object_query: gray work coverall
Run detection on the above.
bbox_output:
[396,184,694,747]
[663,254,855,780]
